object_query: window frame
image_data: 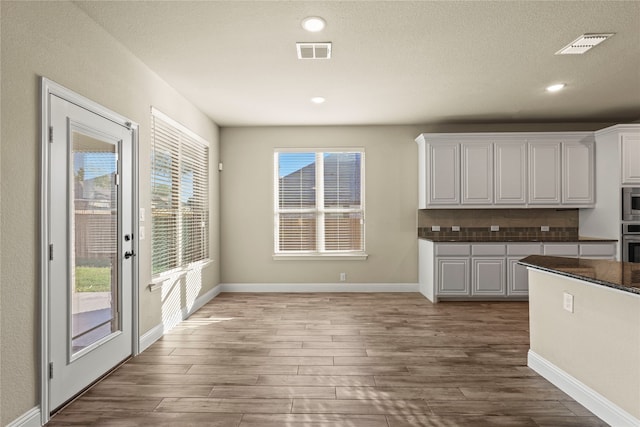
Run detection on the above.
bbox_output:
[151,107,211,278]
[273,148,367,260]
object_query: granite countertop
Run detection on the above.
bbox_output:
[418,235,618,243]
[518,255,640,295]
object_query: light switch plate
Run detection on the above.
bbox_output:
[139,226,145,240]
[139,208,145,222]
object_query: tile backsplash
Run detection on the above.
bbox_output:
[417,208,579,240]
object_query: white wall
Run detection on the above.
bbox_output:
[529,269,640,421]
[0,2,220,423]
[220,126,422,284]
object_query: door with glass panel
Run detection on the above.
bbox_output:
[48,94,134,411]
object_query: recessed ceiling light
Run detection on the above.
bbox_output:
[302,17,326,32]
[310,97,326,104]
[546,83,566,93]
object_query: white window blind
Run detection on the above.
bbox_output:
[274,150,364,254]
[151,109,209,275]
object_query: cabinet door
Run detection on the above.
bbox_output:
[507,257,529,296]
[437,258,469,295]
[471,258,505,296]
[494,141,527,205]
[428,143,460,205]
[621,133,640,185]
[528,141,561,205]
[461,142,493,205]
[563,140,595,205]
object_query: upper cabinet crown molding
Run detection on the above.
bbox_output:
[416,131,595,209]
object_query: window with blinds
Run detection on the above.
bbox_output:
[151,109,209,275]
[274,150,364,255]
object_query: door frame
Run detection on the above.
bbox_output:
[40,77,139,424]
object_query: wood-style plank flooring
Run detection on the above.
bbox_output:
[47,293,608,426]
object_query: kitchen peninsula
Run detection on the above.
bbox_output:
[520,255,640,427]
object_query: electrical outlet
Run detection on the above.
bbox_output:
[541,225,550,232]
[431,225,441,232]
[490,225,499,232]
[451,226,460,232]
[340,272,346,282]
[563,292,574,313]
[139,208,145,222]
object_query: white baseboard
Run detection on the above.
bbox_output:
[6,406,41,427]
[219,283,419,293]
[138,284,222,353]
[138,322,165,353]
[528,350,640,427]
[185,284,222,316]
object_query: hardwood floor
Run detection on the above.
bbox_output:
[47,293,608,426]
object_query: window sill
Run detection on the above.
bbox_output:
[148,259,213,291]
[272,253,368,261]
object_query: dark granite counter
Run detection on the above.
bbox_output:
[519,255,640,295]
[418,235,617,243]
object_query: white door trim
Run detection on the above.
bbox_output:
[40,77,139,425]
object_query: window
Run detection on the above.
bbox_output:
[151,108,209,275]
[274,150,365,256]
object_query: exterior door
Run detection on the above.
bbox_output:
[48,93,134,411]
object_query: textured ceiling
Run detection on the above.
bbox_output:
[74,1,640,126]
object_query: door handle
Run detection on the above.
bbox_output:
[124,250,136,259]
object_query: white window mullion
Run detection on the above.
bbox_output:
[316,152,325,252]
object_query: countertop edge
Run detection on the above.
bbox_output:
[518,256,640,296]
[418,236,618,243]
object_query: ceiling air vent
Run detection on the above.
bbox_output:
[296,42,332,59]
[555,33,614,55]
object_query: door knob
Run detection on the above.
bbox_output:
[124,250,136,259]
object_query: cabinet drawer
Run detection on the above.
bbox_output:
[472,244,506,256]
[507,244,542,256]
[579,243,616,257]
[435,244,470,256]
[543,244,579,256]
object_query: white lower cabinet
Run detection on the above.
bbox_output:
[437,258,469,295]
[420,240,617,302]
[472,258,506,296]
[506,243,542,296]
[507,258,530,296]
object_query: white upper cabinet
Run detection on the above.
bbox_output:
[563,139,595,205]
[621,133,640,185]
[427,142,460,206]
[416,132,595,208]
[528,141,561,205]
[494,141,527,205]
[462,142,493,204]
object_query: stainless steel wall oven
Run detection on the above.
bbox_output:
[622,188,640,221]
